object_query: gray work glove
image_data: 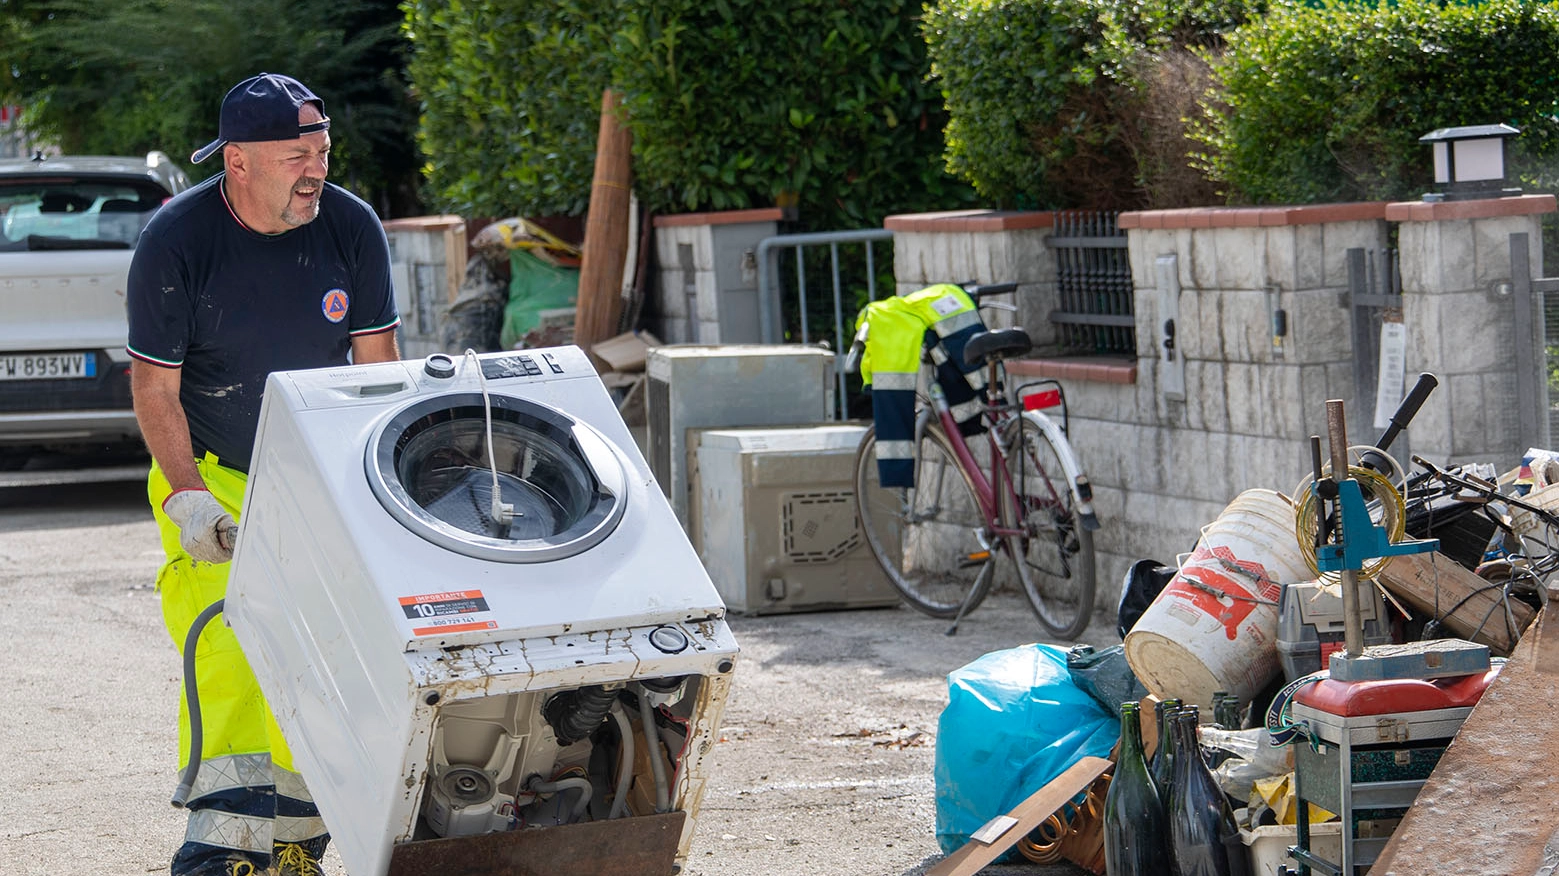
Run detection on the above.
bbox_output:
[162,489,238,564]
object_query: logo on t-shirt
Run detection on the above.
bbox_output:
[321,289,350,324]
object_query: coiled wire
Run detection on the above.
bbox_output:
[1294,462,1407,583]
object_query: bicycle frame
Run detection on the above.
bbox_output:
[920,360,1100,537]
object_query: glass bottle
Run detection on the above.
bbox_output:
[1210,691,1230,728]
[1168,709,1250,876]
[1103,702,1170,876]
[1149,702,1180,810]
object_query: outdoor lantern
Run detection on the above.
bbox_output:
[1419,123,1521,201]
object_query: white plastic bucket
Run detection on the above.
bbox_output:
[1124,489,1308,707]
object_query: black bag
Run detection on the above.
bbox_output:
[1116,558,1176,640]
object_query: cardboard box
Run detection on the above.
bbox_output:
[593,330,662,373]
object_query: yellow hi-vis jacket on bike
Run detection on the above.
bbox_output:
[856,284,987,487]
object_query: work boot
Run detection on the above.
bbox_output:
[272,837,329,876]
[222,861,262,876]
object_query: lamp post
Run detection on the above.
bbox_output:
[1419,123,1521,201]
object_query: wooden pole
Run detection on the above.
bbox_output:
[574,88,634,361]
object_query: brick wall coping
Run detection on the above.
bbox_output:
[382,214,464,231]
[1384,193,1558,222]
[652,207,787,228]
[883,210,1057,233]
[1008,355,1137,385]
[1120,202,1388,230]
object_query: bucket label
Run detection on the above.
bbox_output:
[1164,545,1280,640]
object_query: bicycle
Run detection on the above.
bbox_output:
[847,282,1101,638]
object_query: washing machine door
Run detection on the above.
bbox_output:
[365,392,628,562]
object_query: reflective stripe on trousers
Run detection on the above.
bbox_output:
[150,456,325,855]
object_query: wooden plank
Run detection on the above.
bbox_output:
[1370,603,1559,875]
[574,88,634,363]
[1376,551,1534,655]
[924,756,1112,876]
[386,810,685,876]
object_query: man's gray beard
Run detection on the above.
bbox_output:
[281,179,324,227]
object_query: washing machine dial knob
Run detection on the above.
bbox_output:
[648,625,689,654]
[424,354,457,379]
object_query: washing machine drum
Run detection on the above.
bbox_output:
[366,393,628,562]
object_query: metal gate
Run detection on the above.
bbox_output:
[1047,211,1135,356]
[1512,232,1554,452]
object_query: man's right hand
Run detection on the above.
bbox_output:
[162,489,237,564]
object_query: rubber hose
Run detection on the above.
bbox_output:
[545,684,620,746]
[526,776,593,821]
[171,598,225,808]
[639,690,670,813]
[608,703,635,819]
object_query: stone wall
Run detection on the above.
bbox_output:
[887,196,1557,611]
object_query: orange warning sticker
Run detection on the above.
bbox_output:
[400,589,494,636]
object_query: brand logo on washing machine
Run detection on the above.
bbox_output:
[321,288,350,323]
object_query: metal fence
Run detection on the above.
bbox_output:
[1048,211,1135,356]
[757,228,894,419]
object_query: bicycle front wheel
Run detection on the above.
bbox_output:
[855,424,993,618]
[1001,414,1096,639]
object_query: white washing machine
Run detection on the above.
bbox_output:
[225,346,738,876]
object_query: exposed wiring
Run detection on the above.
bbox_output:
[462,349,513,530]
[658,706,693,789]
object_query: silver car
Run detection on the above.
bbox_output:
[0,152,191,468]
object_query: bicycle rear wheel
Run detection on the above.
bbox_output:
[855,424,993,618]
[1001,414,1096,639]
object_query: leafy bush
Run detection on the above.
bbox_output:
[1195,0,1559,204]
[923,0,1263,210]
[613,0,970,227]
[403,0,614,218]
[404,0,971,228]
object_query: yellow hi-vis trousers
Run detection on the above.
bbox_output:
[150,455,323,856]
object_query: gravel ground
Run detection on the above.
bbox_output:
[0,473,1116,876]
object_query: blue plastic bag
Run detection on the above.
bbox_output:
[934,643,1120,855]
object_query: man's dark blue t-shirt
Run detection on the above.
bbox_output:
[126,173,400,472]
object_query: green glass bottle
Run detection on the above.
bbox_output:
[1149,701,1180,810]
[1168,709,1250,876]
[1103,702,1170,876]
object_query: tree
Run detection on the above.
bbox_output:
[1,0,421,216]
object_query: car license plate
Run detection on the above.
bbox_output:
[0,352,96,380]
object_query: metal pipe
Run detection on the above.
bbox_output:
[830,241,846,420]
[1326,399,1366,658]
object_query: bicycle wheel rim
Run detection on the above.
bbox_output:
[1002,415,1096,639]
[855,425,991,618]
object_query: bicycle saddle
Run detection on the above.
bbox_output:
[962,327,1033,367]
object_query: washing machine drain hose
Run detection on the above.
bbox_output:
[171,598,225,808]
[543,684,620,746]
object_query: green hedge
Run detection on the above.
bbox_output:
[403,0,614,218]
[922,0,1264,210]
[1195,0,1559,204]
[404,0,970,228]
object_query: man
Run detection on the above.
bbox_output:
[127,73,401,876]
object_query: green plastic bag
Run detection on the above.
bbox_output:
[500,250,579,349]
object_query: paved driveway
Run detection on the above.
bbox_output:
[0,475,1108,876]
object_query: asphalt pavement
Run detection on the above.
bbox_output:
[0,470,1115,876]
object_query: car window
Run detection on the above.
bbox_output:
[0,178,172,252]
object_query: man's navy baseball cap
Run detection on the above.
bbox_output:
[190,73,330,164]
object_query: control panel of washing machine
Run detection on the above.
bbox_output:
[422,348,579,383]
